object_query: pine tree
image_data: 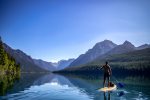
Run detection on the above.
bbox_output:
[0,36,20,73]
[0,36,6,65]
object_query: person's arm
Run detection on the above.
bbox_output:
[108,65,112,75]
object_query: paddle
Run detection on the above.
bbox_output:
[112,76,125,88]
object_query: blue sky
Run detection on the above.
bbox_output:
[0,0,150,62]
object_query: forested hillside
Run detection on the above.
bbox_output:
[59,48,150,76]
[0,37,20,95]
[0,37,20,75]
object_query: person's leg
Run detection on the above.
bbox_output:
[107,76,110,87]
[103,74,106,87]
[108,92,110,100]
[103,92,106,100]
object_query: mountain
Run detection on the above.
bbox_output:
[66,40,150,70]
[3,43,47,72]
[3,42,74,72]
[69,40,117,67]
[136,44,150,50]
[59,48,150,76]
[33,59,57,71]
[33,58,75,71]
[105,40,135,55]
[57,59,75,70]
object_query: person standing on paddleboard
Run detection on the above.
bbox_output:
[100,61,112,88]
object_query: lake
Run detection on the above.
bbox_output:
[0,73,150,100]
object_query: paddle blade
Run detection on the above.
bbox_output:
[117,83,124,88]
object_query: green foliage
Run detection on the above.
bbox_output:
[0,39,6,65]
[90,48,150,70]
[0,37,20,95]
[0,72,20,96]
[0,38,20,74]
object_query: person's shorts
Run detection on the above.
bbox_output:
[104,73,110,79]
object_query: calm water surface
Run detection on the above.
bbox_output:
[0,73,150,100]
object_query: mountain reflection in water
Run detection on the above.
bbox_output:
[0,73,150,100]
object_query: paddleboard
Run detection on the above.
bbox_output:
[99,85,117,92]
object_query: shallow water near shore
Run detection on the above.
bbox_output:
[0,73,150,100]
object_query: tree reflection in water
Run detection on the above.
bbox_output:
[0,73,20,96]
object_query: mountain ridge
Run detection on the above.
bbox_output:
[68,40,150,68]
[3,43,48,72]
[69,40,117,67]
[58,48,150,76]
[2,39,150,72]
[33,58,75,71]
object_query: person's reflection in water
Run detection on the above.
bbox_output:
[103,92,110,100]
